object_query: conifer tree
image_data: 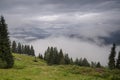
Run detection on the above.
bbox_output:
[82,58,90,67]
[44,47,72,65]
[91,61,96,68]
[44,47,50,61]
[27,45,30,55]
[48,47,54,65]
[58,49,65,64]
[53,47,59,64]
[116,51,120,69]
[0,16,14,68]
[70,58,73,65]
[74,58,79,65]
[108,43,116,69]
[24,45,27,54]
[17,43,22,54]
[96,62,101,68]
[21,45,24,54]
[78,58,83,66]
[64,54,70,64]
[38,53,43,59]
[30,45,35,56]
[12,41,17,53]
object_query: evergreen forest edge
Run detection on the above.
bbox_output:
[0,16,120,70]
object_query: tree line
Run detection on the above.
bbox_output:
[38,47,101,68]
[0,16,120,70]
[11,41,35,56]
[108,43,120,69]
[43,47,72,65]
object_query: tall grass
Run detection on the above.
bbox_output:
[0,54,119,80]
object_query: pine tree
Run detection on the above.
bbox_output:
[53,47,59,64]
[64,54,70,64]
[116,51,120,69]
[74,58,79,65]
[78,58,83,66]
[49,47,54,65]
[82,58,90,67]
[70,58,73,65]
[30,45,35,56]
[27,45,31,55]
[12,41,17,53]
[24,45,27,54]
[38,53,43,59]
[21,45,24,54]
[44,47,52,65]
[46,47,53,65]
[17,43,22,54]
[44,47,50,61]
[0,16,14,68]
[91,61,96,68]
[108,43,116,69]
[96,62,101,68]
[44,51,48,60]
[58,49,65,64]
[44,47,72,65]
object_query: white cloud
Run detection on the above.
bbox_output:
[28,36,112,66]
[1,0,120,67]
[30,15,60,22]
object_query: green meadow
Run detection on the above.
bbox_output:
[0,54,120,80]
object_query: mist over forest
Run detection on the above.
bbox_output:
[1,0,120,66]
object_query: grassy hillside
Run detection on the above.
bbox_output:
[0,54,120,80]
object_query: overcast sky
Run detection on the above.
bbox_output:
[0,0,120,65]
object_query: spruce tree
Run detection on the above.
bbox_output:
[24,45,27,54]
[17,43,22,54]
[78,58,83,66]
[44,47,50,61]
[27,45,30,55]
[30,45,35,56]
[12,41,17,53]
[91,61,96,68]
[44,47,72,65]
[53,47,59,64]
[38,53,43,59]
[74,58,79,65]
[45,47,52,65]
[64,54,70,64]
[70,58,73,65]
[21,45,24,54]
[116,51,120,69]
[96,62,101,68]
[0,16,14,68]
[108,43,116,69]
[82,58,90,67]
[58,49,65,64]
[48,47,54,65]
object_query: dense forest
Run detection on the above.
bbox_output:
[11,41,35,56]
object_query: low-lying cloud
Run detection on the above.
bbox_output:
[1,0,120,66]
[28,36,120,66]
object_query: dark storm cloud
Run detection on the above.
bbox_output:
[0,0,120,43]
[0,0,120,14]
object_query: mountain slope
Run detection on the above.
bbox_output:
[0,54,120,80]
